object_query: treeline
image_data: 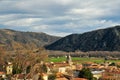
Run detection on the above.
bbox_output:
[48,50,120,58]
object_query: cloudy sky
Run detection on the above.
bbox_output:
[0,0,120,36]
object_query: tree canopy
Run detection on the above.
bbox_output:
[78,68,93,80]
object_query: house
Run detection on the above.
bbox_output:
[12,73,32,80]
[101,68,120,80]
[11,74,25,80]
[91,70,104,79]
[41,73,48,80]
[59,67,66,73]
[76,64,83,70]
[48,55,73,74]
[55,72,68,80]
[0,71,6,79]
[32,73,39,80]
[25,73,32,80]
[52,62,70,74]
[82,62,94,68]
[6,62,13,75]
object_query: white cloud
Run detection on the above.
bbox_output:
[4,18,42,26]
[67,8,105,18]
[31,25,48,31]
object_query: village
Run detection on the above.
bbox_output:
[0,0,120,79]
[1,54,120,80]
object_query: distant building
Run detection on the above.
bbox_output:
[41,73,48,80]
[52,62,70,74]
[12,73,33,80]
[101,67,120,80]
[91,70,104,79]
[6,62,13,75]
[0,72,6,79]
[11,74,25,80]
[82,62,94,68]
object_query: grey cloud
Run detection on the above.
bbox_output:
[0,0,120,36]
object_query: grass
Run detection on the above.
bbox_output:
[72,57,105,63]
[49,57,66,62]
[49,57,120,64]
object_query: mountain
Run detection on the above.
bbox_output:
[0,29,60,50]
[46,25,120,52]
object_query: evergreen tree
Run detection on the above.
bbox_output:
[40,64,48,73]
[48,74,56,80]
[78,68,93,80]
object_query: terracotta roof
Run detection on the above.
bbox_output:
[14,74,25,79]
[25,73,32,79]
[41,73,48,76]
[102,76,116,79]
[54,63,69,67]
[18,74,25,79]
[0,72,5,75]
[82,62,94,64]
[56,78,68,80]
[56,72,64,78]
[105,68,120,74]
[73,78,88,80]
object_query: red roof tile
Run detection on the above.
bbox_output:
[73,78,88,80]
[0,72,5,75]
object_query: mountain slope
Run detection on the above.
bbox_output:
[0,29,60,50]
[46,25,120,52]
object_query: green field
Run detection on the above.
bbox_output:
[49,57,120,64]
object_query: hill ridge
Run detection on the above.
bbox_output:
[46,25,120,52]
[0,29,61,50]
